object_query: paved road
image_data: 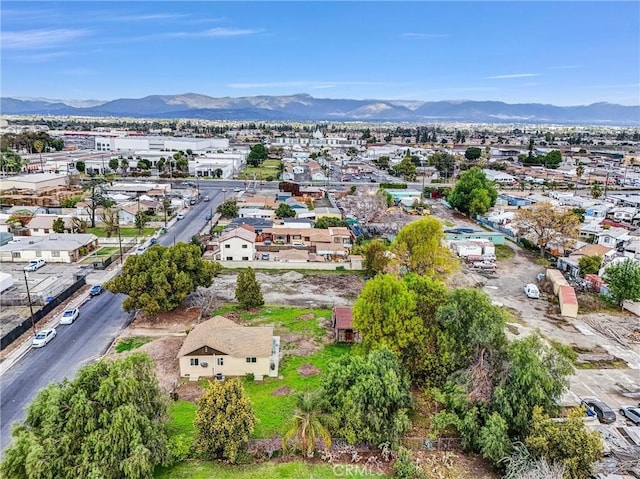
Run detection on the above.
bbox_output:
[0,185,228,453]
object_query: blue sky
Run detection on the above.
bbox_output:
[1,1,639,106]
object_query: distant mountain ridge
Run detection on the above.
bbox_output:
[1,93,638,125]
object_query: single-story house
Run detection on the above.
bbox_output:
[177,316,280,380]
[0,233,99,263]
[332,306,359,343]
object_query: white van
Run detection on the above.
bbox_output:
[524,284,540,299]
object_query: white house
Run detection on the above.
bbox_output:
[177,316,280,380]
[217,226,256,261]
[238,208,275,220]
[0,233,99,263]
[596,228,630,249]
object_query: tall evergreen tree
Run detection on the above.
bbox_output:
[235,267,264,309]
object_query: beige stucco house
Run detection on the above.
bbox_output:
[177,316,280,381]
[216,226,256,261]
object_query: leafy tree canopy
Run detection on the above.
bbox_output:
[322,348,412,446]
[216,200,239,219]
[105,243,220,317]
[235,267,264,310]
[603,258,640,307]
[447,167,498,216]
[391,217,457,277]
[314,216,348,229]
[1,353,169,479]
[464,147,482,161]
[194,379,257,463]
[578,255,602,276]
[274,203,296,219]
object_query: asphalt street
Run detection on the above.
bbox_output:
[0,184,229,454]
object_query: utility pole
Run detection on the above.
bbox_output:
[117,209,123,264]
[23,270,37,336]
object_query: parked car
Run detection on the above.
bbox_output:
[481,253,497,262]
[204,195,210,202]
[135,245,148,255]
[59,307,80,325]
[234,187,241,192]
[524,283,540,299]
[205,214,212,221]
[619,406,640,425]
[24,259,46,272]
[32,328,56,348]
[176,213,185,220]
[472,261,496,270]
[222,188,227,192]
[150,238,157,245]
[89,284,103,296]
[580,398,617,424]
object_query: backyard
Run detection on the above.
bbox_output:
[238,159,282,181]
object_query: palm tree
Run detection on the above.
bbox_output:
[576,165,585,179]
[282,392,334,458]
[33,140,45,172]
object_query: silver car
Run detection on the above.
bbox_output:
[619,406,640,425]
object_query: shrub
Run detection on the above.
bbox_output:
[245,372,255,382]
[393,447,420,479]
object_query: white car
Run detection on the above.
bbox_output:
[524,283,540,299]
[233,187,241,192]
[176,213,185,220]
[32,328,56,348]
[59,307,79,325]
[24,259,46,272]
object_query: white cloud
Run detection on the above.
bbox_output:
[1,28,91,50]
[167,28,260,38]
[486,73,540,80]
[402,32,448,39]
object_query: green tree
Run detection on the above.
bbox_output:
[214,168,223,179]
[603,258,640,307]
[590,183,603,199]
[353,274,421,353]
[0,150,27,173]
[578,255,602,276]
[543,150,562,169]
[75,160,86,173]
[526,406,603,479]
[275,203,296,218]
[374,155,390,169]
[247,143,268,167]
[33,139,45,171]
[575,164,585,178]
[52,217,65,233]
[464,147,482,161]
[362,239,390,277]
[100,207,120,238]
[235,267,264,309]
[447,167,498,216]
[392,156,417,181]
[514,202,579,257]
[478,412,512,464]
[137,159,151,170]
[283,392,334,458]
[105,243,220,317]
[85,175,114,228]
[0,353,169,479]
[391,217,457,277]
[194,379,257,463]
[429,151,456,179]
[109,158,119,172]
[134,210,147,234]
[120,157,129,175]
[70,216,88,233]
[322,348,412,446]
[492,333,574,436]
[314,217,348,228]
[216,199,239,219]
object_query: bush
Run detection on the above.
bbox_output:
[245,372,255,382]
[380,182,408,189]
[167,433,192,465]
[393,447,420,479]
[519,237,539,252]
[266,175,274,181]
[336,266,346,272]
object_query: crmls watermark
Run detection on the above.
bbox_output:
[331,464,385,477]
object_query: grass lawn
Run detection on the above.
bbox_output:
[155,460,381,478]
[494,244,515,260]
[87,227,157,237]
[238,159,282,181]
[114,336,152,353]
[81,246,121,264]
[167,400,197,439]
[214,305,332,342]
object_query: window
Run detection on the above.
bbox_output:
[190,358,199,366]
[52,251,60,257]
[242,244,248,249]
[44,229,49,233]
[226,256,233,261]
[224,244,231,248]
[12,252,21,259]
[36,251,42,257]
[242,257,249,261]
[217,358,224,366]
[246,357,257,363]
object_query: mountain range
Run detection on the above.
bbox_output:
[1,93,638,125]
